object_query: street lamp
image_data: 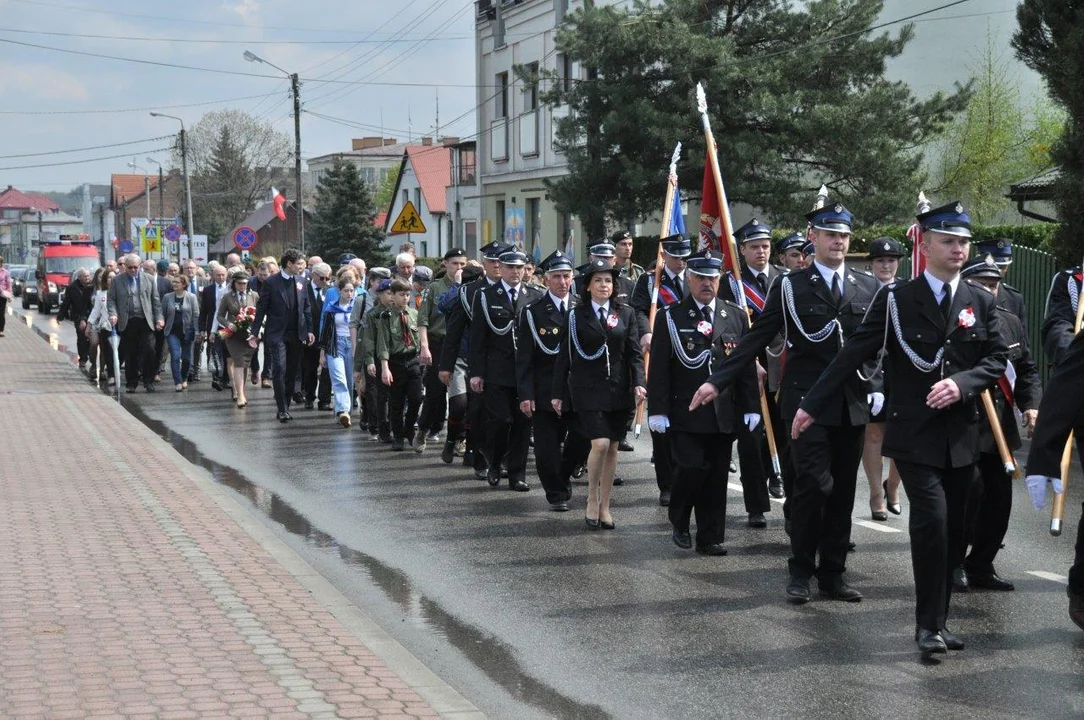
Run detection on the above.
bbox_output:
[146,156,167,259]
[244,49,305,252]
[150,112,195,262]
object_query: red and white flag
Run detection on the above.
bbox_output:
[699,150,726,258]
[271,187,287,222]
[906,222,926,279]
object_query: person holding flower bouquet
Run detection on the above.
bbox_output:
[217,270,260,408]
[319,275,357,427]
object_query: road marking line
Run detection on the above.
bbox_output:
[853,519,902,533]
[1027,571,1068,584]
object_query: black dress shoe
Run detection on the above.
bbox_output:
[600,518,615,530]
[696,543,727,556]
[304,400,315,410]
[318,403,332,411]
[871,510,889,521]
[939,627,964,650]
[391,439,404,451]
[292,391,304,404]
[618,440,634,452]
[613,476,624,486]
[277,411,289,423]
[571,463,586,479]
[473,468,489,481]
[786,579,811,604]
[462,449,474,466]
[658,491,671,507]
[916,629,947,654]
[283,411,293,420]
[441,440,455,464]
[585,516,600,530]
[847,541,856,552]
[1068,587,1084,631]
[378,432,393,444]
[768,478,784,499]
[952,566,969,592]
[487,470,501,487]
[550,501,570,512]
[510,479,529,492]
[672,529,692,549]
[144,384,156,393]
[748,512,767,528]
[968,570,1015,591]
[819,582,863,602]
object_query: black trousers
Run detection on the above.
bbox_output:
[268,334,302,413]
[364,369,390,435]
[0,296,6,331]
[301,343,331,406]
[418,336,447,435]
[75,321,91,364]
[649,429,673,493]
[786,421,864,583]
[96,328,115,378]
[122,317,155,389]
[533,409,589,504]
[669,430,735,546]
[190,335,204,378]
[896,459,973,632]
[1072,501,1084,595]
[736,422,771,514]
[963,451,1014,573]
[388,357,423,440]
[467,388,488,472]
[483,383,531,481]
[154,328,165,375]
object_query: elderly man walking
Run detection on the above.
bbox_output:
[107,254,164,392]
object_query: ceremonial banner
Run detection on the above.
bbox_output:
[668,179,686,237]
[698,151,721,254]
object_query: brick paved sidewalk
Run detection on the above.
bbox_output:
[0,318,480,719]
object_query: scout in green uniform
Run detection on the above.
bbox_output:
[612,230,645,282]
[376,278,424,450]
[359,278,394,441]
[416,248,467,451]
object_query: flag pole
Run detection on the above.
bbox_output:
[1051,258,1084,535]
[634,142,682,438]
[696,82,783,479]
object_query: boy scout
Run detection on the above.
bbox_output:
[376,279,424,451]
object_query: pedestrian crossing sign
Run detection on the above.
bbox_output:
[141,225,161,253]
[389,200,426,235]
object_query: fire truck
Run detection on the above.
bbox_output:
[35,235,101,314]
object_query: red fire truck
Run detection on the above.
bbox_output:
[35,235,101,314]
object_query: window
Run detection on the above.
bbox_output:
[496,72,509,119]
[558,53,573,94]
[526,198,540,255]
[524,62,539,111]
[414,188,422,211]
[495,200,506,240]
[465,221,478,251]
[402,189,409,207]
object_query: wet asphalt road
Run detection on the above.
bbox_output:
[22,305,1084,719]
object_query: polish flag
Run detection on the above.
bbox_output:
[271,187,287,221]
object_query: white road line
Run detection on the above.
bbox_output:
[853,519,902,533]
[1027,571,1068,584]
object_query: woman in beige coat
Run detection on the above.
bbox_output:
[216,270,260,408]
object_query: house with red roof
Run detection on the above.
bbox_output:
[383,139,457,259]
[0,185,82,263]
[109,171,186,244]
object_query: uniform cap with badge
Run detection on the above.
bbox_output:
[975,237,1012,266]
[499,249,528,266]
[540,249,574,274]
[777,232,806,254]
[338,253,357,266]
[960,254,1003,281]
[916,200,972,238]
[443,247,467,260]
[660,233,693,258]
[866,236,906,259]
[733,218,773,244]
[686,249,724,278]
[589,240,616,258]
[480,241,514,261]
[806,201,853,233]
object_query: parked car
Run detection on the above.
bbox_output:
[21,268,38,309]
[9,265,29,297]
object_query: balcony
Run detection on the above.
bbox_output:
[491,118,508,162]
[519,110,538,157]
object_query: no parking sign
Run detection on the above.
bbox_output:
[233,226,258,252]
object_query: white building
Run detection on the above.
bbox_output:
[307,137,414,195]
[384,140,455,259]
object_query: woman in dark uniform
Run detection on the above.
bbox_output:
[553,260,646,530]
[217,270,260,408]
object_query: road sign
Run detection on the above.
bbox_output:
[233,226,258,251]
[119,240,134,253]
[389,201,426,235]
[141,225,161,253]
[164,224,182,242]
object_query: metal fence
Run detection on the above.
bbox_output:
[900,245,1058,385]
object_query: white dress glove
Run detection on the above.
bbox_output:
[867,392,885,416]
[744,413,761,431]
[648,415,670,434]
[1025,475,1064,510]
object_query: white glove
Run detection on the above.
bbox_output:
[868,392,885,416]
[744,413,761,431]
[1025,475,1064,510]
[648,415,670,434]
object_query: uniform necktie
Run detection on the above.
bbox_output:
[831,273,842,304]
[702,304,713,325]
[940,285,952,321]
[598,306,607,325]
[755,273,767,296]
[672,273,683,300]
[400,312,413,349]
[559,300,566,318]
[509,286,517,306]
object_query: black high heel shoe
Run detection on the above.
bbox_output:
[600,518,615,530]
[585,516,600,530]
[884,480,902,515]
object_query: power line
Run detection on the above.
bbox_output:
[300,0,427,75]
[0,147,174,172]
[0,27,480,44]
[0,92,281,116]
[0,136,173,159]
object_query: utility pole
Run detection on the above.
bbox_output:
[151,113,196,262]
[291,72,305,253]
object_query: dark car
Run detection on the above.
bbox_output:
[8,265,29,296]
[20,268,38,309]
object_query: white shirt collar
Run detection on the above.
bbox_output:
[548,291,567,309]
[665,268,683,283]
[812,260,845,288]
[501,280,521,295]
[591,300,609,316]
[923,270,960,302]
[695,298,716,315]
[280,270,292,280]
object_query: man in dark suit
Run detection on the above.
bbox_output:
[248,249,314,422]
[690,201,881,605]
[791,201,1008,655]
[184,260,209,381]
[516,250,590,510]
[199,264,230,390]
[107,254,164,392]
[301,263,332,410]
[648,250,760,555]
[719,219,786,527]
[1026,331,1084,632]
[470,249,544,491]
[630,234,691,506]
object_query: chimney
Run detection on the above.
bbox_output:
[383,137,398,146]
[352,137,386,150]
[441,136,460,147]
[421,137,433,147]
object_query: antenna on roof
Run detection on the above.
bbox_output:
[435,89,440,141]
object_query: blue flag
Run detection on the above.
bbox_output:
[668,185,685,236]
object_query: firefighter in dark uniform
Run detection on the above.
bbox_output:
[955,256,1040,592]
[718,218,785,528]
[415,247,466,451]
[975,237,1027,325]
[469,249,544,491]
[791,201,1009,656]
[777,232,809,273]
[1041,259,1083,368]
[1026,330,1084,632]
[648,250,760,555]
[689,201,880,605]
[630,234,691,506]
[439,242,510,478]
[517,250,590,510]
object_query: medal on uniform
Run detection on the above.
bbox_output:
[539,327,547,335]
[696,320,712,337]
[957,307,976,328]
[686,341,695,351]
[606,313,619,329]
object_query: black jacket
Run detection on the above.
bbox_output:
[981,301,1041,453]
[718,264,785,391]
[1041,266,1081,367]
[251,273,313,344]
[516,293,575,408]
[647,297,757,434]
[468,281,543,385]
[198,282,224,334]
[553,302,645,412]
[1027,330,1084,479]
[801,277,1008,469]
[706,264,881,424]
[58,280,94,322]
[439,276,492,373]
